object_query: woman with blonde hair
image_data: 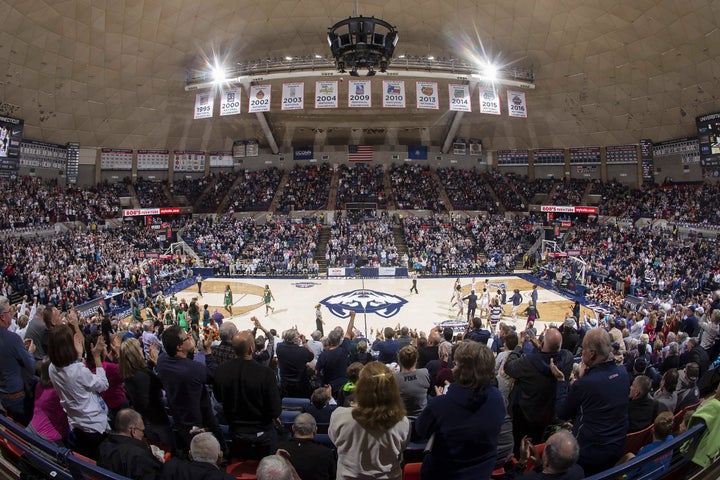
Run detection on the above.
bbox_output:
[329,361,410,479]
[415,341,505,480]
[119,337,173,447]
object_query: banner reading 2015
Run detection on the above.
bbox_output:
[478,88,501,115]
[248,85,271,113]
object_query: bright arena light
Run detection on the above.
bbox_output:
[210,64,227,83]
[484,62,498,80]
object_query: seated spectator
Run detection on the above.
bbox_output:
[303,386,338,425]
[624,412,674,480]
[329,362,410,480]
[652,368,679,417]
[277,413,336,480]
[256,454,300,480]
[395,345,431,417]
[674,362,701,413]
[509,429,584,479]
[97,408,163,480]
[415,341,505,479]
[160,432,233,480]
[628,375,655,433]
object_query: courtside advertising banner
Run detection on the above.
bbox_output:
[315,81,339,109]
[507,90,528,118]
[281,82,304,111]
[448,84,471,112]
[383,80,406,108]
[348,80,372,108]
[479,87,501,115]
[193,92,213,119]
[416,81,439,110]
[219,88,241,116]
[248,85,271,113]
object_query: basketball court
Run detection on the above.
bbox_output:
[174,276,593,337]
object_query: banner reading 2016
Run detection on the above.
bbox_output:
[281,82,304,111]
[315,81,338,109]
[348,80,372,108]
[416,81,439,110]
[248,85,271,113]
[507,90,528,118]
[383,80,406,108]
[448,84,471,112]
[220,88,241,116]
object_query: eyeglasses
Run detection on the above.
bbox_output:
[181,335,193,343]
[130,425,145,436]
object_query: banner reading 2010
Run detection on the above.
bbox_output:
[383,80,406,108]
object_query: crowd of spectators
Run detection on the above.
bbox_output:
[547,178,591,205]
[195,171,240,213]
[335,164,386,208]
[389,164,445,211]
[326,212,398,268]
[435,168,499,212]
[513,176,557,204]
[276,164,332,213]
[483,171,526,211]
[134,178,172,208]
[225,167,282,213]
[460,215,541,272]
[170,176,212,207]
[401,214,476,274]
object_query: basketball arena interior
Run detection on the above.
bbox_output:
[0,1,720,479]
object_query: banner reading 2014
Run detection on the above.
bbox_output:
[315,81,338,109]
[383,80,406,108]
[248,85,271,113]
[281,82,304,111]
[448,84,471,112]
[416,81,439,110]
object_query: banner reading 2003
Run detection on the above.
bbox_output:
[248,85,271,113]
[281,82,304,111]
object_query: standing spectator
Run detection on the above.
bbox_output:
[415,341,505,480]
[0,295,36,424]
[276,328,314,399]
[315,304,324,336]
[27,358,69,446]
[277,413,336,480]
[25,304,61,362]
[211,322,238,366]
[553,328,630,476]
[395,345,431,416]
[329,362,410,480]
[316,313,356,397]
[372,327,401,364]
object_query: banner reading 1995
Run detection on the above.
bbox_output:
[448,84,471,112]
[282,82,304,111]
[194,92,214,119]
[248,85,271,113]
[315,81,338,109]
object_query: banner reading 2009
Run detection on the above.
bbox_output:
[348,80,372,108]
[248,85,271,113]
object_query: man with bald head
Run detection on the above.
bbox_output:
[213,330,281,460]
[514,429,584,479]
[504,327,574,455]
[552,327,630,476]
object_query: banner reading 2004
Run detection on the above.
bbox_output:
[315,81,338,109]
[248,85,271,113]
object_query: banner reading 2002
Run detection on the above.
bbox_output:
[248,85,271,113]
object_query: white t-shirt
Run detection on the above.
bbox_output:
[49,361,109,434]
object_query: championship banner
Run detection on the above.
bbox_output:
[209,151,233,167]
[448,84,471,112]
[416,81,439,110]
[507,90,528,118]
[348,80,372,108]
[315,81,338,109]
[193,92,214,119]
[248,85,271,113]
[281,82,304,111]
[293,146,314,160]
[383,80,406,108]
[219,88,241,116]
[479,88,501,115]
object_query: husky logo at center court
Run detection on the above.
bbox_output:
[320,289,408,318]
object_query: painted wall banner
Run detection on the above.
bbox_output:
[281,82,305,111]
[315,81,339,109]
[194,92,214,119]
[219,88,241,116]
[478,87,501,115]
[383,80,406,108]
[540,205,598,215]
[328,267,347,277]
[416,81,439,110]
[378,267,396,276]
[348,80,372,108]
[448,84,471,112]
[293,146,314,160]
[507,90,528,118]
[248,85,271,113]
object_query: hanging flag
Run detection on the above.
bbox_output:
[219,88,241,116]
[281,82,304,111]
[507,90,528,118]
[194,92,214,119]
[382,80,406,108]
[315,81,339,109]
[448,84,471,112]
[416,81,439,110]
[407,146,428,160]
[248,85,271,113]
[348,145,373,162]
[348,79,372,108]
[478,87,501,115]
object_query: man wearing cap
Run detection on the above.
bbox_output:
[675,362,701,413]
[559,315,579,355]
[680,306,699,337]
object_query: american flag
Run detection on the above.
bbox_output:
[348,145,373,162]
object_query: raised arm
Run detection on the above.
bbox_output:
[345,311,356,340]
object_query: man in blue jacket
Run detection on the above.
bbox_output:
[552,327,630,476]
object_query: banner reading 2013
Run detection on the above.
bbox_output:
[416,81,439,110]
[281,82,304,111]
[383,80,406,108]
[315,81,338,109]
[448,84,471,112]
[248,85,271,113]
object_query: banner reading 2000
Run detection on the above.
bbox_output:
[248,85,271,113]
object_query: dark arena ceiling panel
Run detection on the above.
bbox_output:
[0,0,718,152]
